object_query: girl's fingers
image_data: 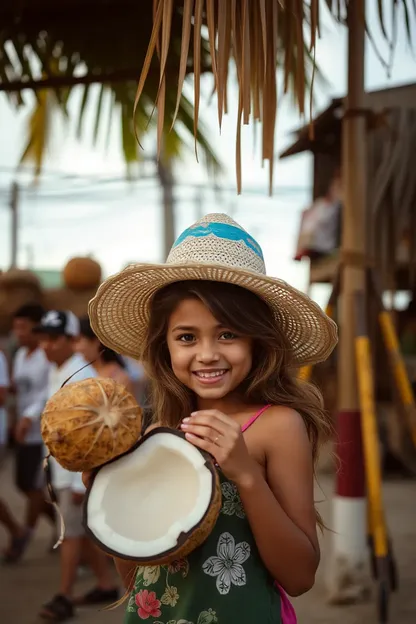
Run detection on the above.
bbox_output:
[181,422,223,444]
[82,471,92,488]
[182,415,226,436]
[190,409,233,426]
[184,432,217,455]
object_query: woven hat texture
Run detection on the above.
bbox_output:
[89,213,338,365]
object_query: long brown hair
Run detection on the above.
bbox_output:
[141,280,332,527]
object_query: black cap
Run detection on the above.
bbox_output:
[33,310,80,337]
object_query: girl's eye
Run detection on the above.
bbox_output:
[220,331,237,340]
[178,333,195,343]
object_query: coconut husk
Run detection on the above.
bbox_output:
[135,0,316,194]
[63,257,102,291]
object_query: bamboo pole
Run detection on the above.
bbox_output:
[328,0,370,603]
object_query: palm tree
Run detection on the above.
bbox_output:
[0,1,222,255]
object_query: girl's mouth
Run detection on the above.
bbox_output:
[192,369,229,384]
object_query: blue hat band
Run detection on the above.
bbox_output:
[172,222,264,261]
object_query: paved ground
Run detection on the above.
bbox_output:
[1,455,415,624]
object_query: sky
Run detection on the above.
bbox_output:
[0,2,415,308]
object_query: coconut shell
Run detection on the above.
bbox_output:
[84,427,222,565]
[41,377,142,472]
[63,257,102,291]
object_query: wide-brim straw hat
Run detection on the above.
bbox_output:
[89,213,338,366]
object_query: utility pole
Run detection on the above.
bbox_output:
[328,0,369,603]
[10,182,19,269]
[157,159,175,261]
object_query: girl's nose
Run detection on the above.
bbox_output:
[196,340,220,364]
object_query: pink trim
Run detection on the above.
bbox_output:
[276,584,297,624]
[241,404,272,432]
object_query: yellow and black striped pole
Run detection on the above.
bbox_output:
[354,291,395,622]
[370,272,416,448]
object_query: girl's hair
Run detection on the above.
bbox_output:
[79,316,126,369]
[141,280,332,529]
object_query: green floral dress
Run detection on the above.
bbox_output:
[124,471,283,624]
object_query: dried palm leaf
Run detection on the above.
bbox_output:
[133,0,415,193]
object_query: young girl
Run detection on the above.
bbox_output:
[87,213,338,624]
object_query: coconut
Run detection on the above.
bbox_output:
[84,427,222,565]
[41,377,142,472]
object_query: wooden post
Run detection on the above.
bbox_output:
[328,0,370,603]
[10,182,19,269]
[157,159,176,261]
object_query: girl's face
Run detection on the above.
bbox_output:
[75,335,101,362]
[166,298,253,405]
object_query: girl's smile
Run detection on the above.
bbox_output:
[192,368,230,384]
[167,298,252,405]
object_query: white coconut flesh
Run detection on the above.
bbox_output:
[85,432,214,559]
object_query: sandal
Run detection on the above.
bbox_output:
[74,586,119,606]
[39,594,74,622]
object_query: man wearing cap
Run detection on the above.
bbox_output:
[34,310,118,622]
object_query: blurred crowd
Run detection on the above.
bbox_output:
[0,303,148,621]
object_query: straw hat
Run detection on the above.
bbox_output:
[88,213,338,366]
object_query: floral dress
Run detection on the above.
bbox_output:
[124,408,297,624]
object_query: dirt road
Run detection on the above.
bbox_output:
[1,456,415,624]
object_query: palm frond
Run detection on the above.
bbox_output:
[134,0,416,191]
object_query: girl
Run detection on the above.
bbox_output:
[75,316,134,394]
[87,213,338,624]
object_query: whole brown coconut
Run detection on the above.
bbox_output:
[63,257,102,291]
[41,377,142,472]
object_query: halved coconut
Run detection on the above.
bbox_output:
[84,427,221,565]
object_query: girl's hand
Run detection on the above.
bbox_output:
[82,471,92,488]
[180,410,258,486]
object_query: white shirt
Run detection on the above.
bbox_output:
[47,353,97,493]
[0,351,9,446]
[13,347,51,445]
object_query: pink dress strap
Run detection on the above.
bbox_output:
[241,404,272,432]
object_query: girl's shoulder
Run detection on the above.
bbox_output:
[246,404,305,432]
[246,405,309,451]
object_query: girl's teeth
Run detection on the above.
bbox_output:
[196,370,226,378]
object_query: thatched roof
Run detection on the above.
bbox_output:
[1,1,415,191]
[0,1,208,89]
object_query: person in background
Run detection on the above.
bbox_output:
[0,348,9,462]
[75,315,134,393]
[5,304,55,563]
[0,348,27,558]
[34,310,118,622]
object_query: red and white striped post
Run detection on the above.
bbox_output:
[329,410,368,601]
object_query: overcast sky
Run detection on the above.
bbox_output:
[0,3,415,308]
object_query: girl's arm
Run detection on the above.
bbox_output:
[236,407,320,597]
